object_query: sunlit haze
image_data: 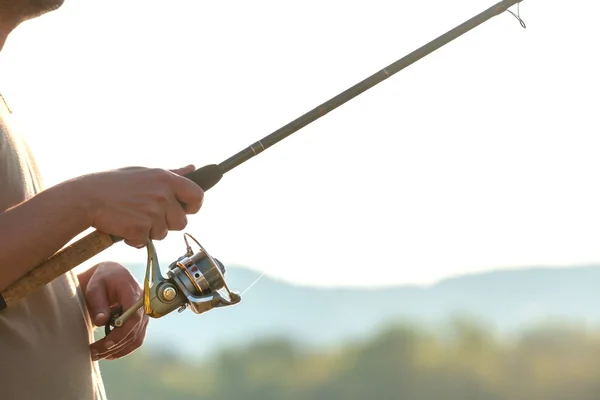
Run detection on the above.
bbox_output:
[1,0,598,287]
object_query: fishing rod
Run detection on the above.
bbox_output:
[0,0,526,332]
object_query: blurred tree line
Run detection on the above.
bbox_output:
[100,317,600,399]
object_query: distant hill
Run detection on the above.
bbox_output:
[116,263,600,360]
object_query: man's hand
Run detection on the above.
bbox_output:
[73,164,204,248]
[82,262,149,361]
[0,164,204,292]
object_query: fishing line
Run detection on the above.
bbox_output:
[241,272,266,296]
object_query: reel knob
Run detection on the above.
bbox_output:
[161,286,177,301]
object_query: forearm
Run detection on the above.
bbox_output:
[0,179,93,291]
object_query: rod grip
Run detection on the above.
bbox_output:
[0,230,116,310]
[184,164,223,191]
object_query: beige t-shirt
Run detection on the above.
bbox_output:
[0,93,106,399]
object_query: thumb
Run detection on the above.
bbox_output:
[85,280,111,327]
[170,164,195,176]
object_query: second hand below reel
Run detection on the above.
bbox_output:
[104,233,241,335]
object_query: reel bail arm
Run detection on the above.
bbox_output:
[105,233,241,335]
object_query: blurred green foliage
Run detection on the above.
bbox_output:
[99,317,600,399]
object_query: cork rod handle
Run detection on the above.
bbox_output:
[0,230,116,309]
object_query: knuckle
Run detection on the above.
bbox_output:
[152,187,171,203]
[147,203,164,218]
[150,167,169,179]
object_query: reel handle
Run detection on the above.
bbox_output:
[0,164,223,311]
[104,304,124,336]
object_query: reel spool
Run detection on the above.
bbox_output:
[105,233,241,335]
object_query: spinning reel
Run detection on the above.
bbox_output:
[105,233,241,334]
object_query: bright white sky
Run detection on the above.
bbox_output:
[0,0,598,288]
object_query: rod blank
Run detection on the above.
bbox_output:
[218,0,524,174]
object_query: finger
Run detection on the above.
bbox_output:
[165,195,188,231]
[84,278,110,327]
[90,282,143,356]
[169,175,204,214]
[104,318,149,360]
[179,193,203,215]
[149,217,168,240]
[93,325,138,360]
[124,239,146,249]
[123,219,150,248]
[95,317,143,360]
[97,312,148,359]
[169,164,195,176]
[91,308,143,360]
